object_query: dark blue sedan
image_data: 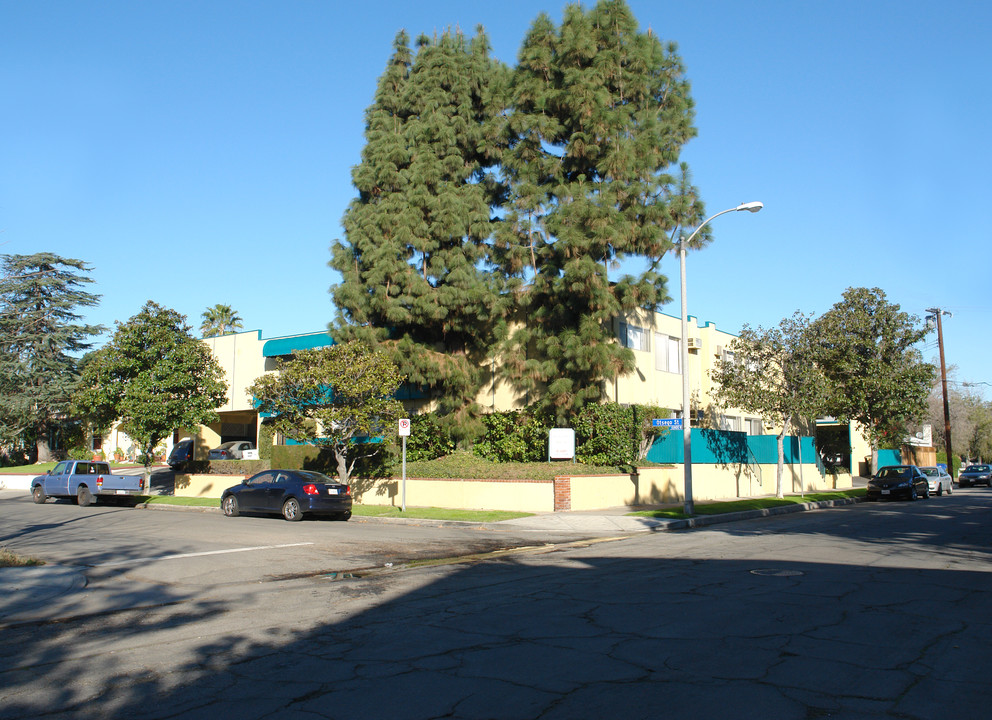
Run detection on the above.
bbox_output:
[958,464,992,488]
[866,465,930,501]
[221,469,352,521]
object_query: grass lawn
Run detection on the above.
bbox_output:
[139,495,532,522]
[0,547,44,567]
[627,489,866,519]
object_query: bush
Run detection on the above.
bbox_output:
[207,459,271,476]
[473,408,553,463]
[473,403,667,467]
[68,445,93,460]
[405,413,456,461]
[258,421,275,461]
[270,443,391,480]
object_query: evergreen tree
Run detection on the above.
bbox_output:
[497,0,704,422]
[0,253,103,461]
[330,28,508,442]
[200,303,243,337]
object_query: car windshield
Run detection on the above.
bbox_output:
[876,467,910,479]
[966,465,990,472]
[920,468,937,476]
[217,442,237,450]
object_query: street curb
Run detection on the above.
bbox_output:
[134,495,864,531]
[656,496,863,531]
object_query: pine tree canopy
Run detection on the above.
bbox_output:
[332,1,710,430]
[497,0,705,421]
[330,26,509,440]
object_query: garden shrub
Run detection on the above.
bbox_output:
[473,407,554,463]
[405,412,456,461]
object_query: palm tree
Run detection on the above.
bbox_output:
[200,304,243,338]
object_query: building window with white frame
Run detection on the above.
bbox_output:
[654,332,681,373]
[621,323,650,352]
[747,418,763,435]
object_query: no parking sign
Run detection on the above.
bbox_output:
[398,418,411,437]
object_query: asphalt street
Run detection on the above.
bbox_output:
[1,486,991,719]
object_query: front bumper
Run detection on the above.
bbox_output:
[866,486,915,500]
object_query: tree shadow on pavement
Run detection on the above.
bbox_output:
[2,495,992,719]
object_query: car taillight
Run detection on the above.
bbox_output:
[303,483,319,496]
[343,485,351,495]
[97,476,103,489]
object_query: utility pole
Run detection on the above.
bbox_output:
[926,308,954,478]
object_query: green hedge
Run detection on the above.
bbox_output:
[473,403,669,467]
[206,459,271,475]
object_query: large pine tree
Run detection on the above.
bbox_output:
[330,28,507,441]
[496,0,705,421]
[0,253,103,460]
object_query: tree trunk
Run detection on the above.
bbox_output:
[335,448,350,483]
[36,434,53,463]
[776,417,791,499]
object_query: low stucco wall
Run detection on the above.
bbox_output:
[174,474,243,499]
[0,474,38,491]
[567,463,853,511]
[353,477,554,514]
[171,463,852,512]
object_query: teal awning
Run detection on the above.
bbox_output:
[262,332,335,357]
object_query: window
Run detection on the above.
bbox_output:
[719,416,741,432]
[747,418,763,435]
[654,333,681,373]
[621,323,650,352]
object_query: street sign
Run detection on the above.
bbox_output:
[398,418,411,437]
[652,418,682,428]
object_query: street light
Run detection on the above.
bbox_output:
[680,201,763,516]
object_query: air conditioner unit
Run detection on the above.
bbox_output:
[687,337,702,350]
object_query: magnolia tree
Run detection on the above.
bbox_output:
[248,343,404,483]
[812,287,935,467]
[711,312,827,498]
[74,302,228,477]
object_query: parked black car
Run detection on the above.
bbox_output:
[866,465,930,501]
[221,469,352,522]
[958,464,992,488]
[167,439,194,470]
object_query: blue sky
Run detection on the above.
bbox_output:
[2,0,989,399]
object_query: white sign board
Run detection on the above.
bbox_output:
[398,418,411,437]
[548,428,576,460]
[242,449,259,460]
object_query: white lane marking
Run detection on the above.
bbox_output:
[95,542,315,567]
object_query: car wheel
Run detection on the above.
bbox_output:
[947,482,952,495]
[222,495,239,517]
[32,485,47,504]
[936,484,943,496]
[282,498,303,522]
[76,485,93,507]
[335,510,352,521]
[909,488,917,501]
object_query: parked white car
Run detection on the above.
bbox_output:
[208,441,256,460]
[920,466,953,496]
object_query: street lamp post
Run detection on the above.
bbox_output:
[680,201,763,516]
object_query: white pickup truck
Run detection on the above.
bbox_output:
[31,460,146,506]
